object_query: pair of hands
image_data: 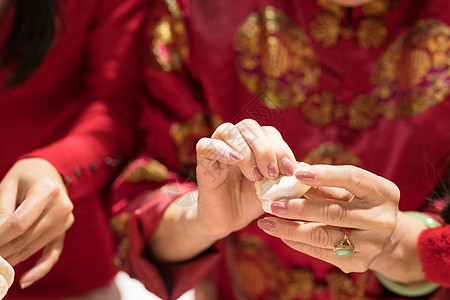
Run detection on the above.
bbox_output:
[0,158,74,289]
[194,119,425,283]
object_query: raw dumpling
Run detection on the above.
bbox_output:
[255,162,311,213]
[0,256,14,300]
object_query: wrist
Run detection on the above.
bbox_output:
[373,211,441,296]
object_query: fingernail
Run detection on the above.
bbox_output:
[280,158,295,175]
[257,218,276,233]
[228,150,243,161]
[271,201,288,214]
[295,169,316,180]
[21,280,35,289]
[267,162,279,178]
[251,166,263,181]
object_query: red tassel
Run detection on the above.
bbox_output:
[417,225,450,288]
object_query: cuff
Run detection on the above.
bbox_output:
[418,224,450,288]
[111,182,220,300]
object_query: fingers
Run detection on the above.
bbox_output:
[19,235,65,289]
[211,119,296,181]
[262,126,296,175]
[257,217,377,273]
[295,165,400,204]
[0,202,73,262]
[0,180,57,248]
[196,138,244,164]
[0,182,18,226]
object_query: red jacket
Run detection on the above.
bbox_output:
[0,0,147,298]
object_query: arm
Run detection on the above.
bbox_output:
[0,0,148,288]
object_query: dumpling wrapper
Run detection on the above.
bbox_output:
[255,162,311,213]
[0,256,14,300]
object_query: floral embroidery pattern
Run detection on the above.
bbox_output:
[110,212,132,273]
[148,0,189,71]
[234,6,320,109]
[303,142,363,166]
[170,113,223,176]
[371,19,450,118]
[121,157,170,183]
[302,91,381,130]
[227,233,367,300]
[310,0,390,48]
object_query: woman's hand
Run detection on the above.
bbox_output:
[256,165,420,281]
[149,119,298,262]
[0,158,74,288]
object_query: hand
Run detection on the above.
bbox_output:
[257,165,405,278]
[0,158,74,288]
[194,119,298,239]
[148,119,299,263]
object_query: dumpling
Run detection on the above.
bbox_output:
[255,162,311,213]
[0,256,14,300]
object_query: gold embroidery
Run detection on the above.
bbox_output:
[327,271,368,300]
[110,212,132,272]
[310,13,341,47]
[302,91,381,130]
[303,142,363,166]
[310,0,390,49]
[356,18,388,49]
[148,0,189,71]
[348,94,381,130]
[170,113,223,169]
[121,157,170,183]
[302,91,335,126]
[234,6,320,109]
[228,233,368,300]
[371,19,450,118]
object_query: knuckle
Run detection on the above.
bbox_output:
[346,166,364,187]
[16,248,32,264]
[66,213,75,229]
[10,219,27,234]
[352,260,370,273]
[310,226,332,248]
[324,202,346,224]
[309,245,328,260]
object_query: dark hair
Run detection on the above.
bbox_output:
[1,0,57,87]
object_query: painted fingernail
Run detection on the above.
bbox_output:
[228,150,243,161]
[21,280,35,289]
[271,201,288,214]
[295,169,316,180]
[267,162,279,178]
[280,158,295,175]
[251,166,263,181]
[257,218,276,233]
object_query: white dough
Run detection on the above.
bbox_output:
[0,256,14,299]
[255,162,311,213]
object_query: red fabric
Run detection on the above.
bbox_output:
[418,225,450,288]
[0,0,148,298]
[111,0,450,299]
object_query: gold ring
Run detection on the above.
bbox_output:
[333,227,354,257]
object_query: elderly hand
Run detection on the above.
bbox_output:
[194,119,299,239]
[0,158,74,289]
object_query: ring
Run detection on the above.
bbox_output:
[333,227,354,257]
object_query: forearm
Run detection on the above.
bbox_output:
[148,191,220,263]
[370,211,427,284]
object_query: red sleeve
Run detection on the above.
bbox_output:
[19,0,149,200]
[108,1,223,298]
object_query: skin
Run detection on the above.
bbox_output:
[0,158,74,289]
[149,119,428,286]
